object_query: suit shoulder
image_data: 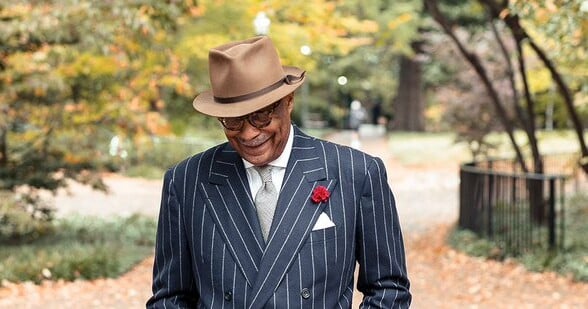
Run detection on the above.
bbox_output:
[314,136,379,161]
[164,142,226,179]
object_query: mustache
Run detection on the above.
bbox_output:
[238,134,270,147]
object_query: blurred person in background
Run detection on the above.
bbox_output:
[147,36,411,308]
[348,99,367,149]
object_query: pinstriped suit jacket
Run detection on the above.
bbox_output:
[147,126,411,308]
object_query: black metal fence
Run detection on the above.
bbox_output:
[458,155,577,255]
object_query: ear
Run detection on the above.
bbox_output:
[285,93,295,113]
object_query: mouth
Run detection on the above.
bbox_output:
[240,135,270,150]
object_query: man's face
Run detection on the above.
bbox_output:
[222,93,294,166]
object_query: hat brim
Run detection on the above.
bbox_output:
[193,66,306,118]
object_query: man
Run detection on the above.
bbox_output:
[147,36,411,308]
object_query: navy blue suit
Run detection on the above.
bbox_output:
[147,127,411,308]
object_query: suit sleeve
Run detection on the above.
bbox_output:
[356,157,411,308]
[147,168,199,308]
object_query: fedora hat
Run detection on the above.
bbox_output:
[193,36,306,117]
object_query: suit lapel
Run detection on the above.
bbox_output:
[248,128,339,308]
[199,144,264,286]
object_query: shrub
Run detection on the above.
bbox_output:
[449,192,588,282]
[448,227,504,260]
[0,214,156,285]
[0,191,55,244]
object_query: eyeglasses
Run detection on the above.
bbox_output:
[218,99,282,131]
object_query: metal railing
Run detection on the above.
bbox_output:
[458,156,574,255]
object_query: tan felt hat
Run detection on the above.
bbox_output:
[193,36,306,117]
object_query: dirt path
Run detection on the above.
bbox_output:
[1,131,587,308]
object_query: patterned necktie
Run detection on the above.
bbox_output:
[254,165,278,242]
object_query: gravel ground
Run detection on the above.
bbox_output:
[1,131,586,308]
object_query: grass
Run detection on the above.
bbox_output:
[0,214,156,285]
[386,129,587,166]
[387,131,471,165]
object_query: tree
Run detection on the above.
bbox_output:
[1,0,391,203]
[425,0,588,175]
[310,0,425,130]
[174,0,383,127]
[424,0,588,223]
[0,1,196,197]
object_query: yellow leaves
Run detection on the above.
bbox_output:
[340,17,379,34]
[535,8,550,24]
[64,103,86,113]
[571,28,584,46]
[153,30,168,44]
[5,46,52,75]
[544,0,558,12]
[189,5,205,17]
[159,75,193,96]
[388,13,413,31]
[145,112,171,136]
[0,3,33,18]
[528,67,552,93]
[176,34,228,60]
[426,104,447,125]
[64,153,85,165]
[129,97,143,112]
[114,34,142,54]
[33,87,46,98]
[58,53,118,78]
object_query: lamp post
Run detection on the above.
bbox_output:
[337,75,348,129]
[253,12,271,36]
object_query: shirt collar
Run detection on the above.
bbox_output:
[243,124,294,169]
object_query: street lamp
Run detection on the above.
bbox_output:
[300,45,312,56]
[337,76,348,129]
[253,12,271,36]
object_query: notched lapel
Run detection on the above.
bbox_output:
[199,145,264,286]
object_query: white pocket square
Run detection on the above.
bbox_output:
[312,212,335,231]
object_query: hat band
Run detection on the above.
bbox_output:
[214,72,305,104]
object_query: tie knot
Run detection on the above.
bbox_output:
[254,166,273,183]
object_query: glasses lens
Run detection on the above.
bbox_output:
[249,110,272,128]
[220,99,281,131]
[221,117,244,131]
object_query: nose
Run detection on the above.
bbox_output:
[237,119,261,140]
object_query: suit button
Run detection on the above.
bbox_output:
[300,288,311,299]
[224,291,232,301]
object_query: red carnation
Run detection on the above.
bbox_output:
[311,186,330,204]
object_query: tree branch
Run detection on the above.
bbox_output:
[424,0,528,171]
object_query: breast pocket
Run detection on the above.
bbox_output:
[308,226,337,243]
[298,226,339,284]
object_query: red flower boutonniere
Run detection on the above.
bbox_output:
[311,186,330,204]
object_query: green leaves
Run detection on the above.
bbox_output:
[0,0,197,193]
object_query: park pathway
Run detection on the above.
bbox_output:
[1,130,587,308]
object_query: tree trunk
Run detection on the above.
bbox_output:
[489,17,546,223]
[392,51,425,131]
[0,128,6,167]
